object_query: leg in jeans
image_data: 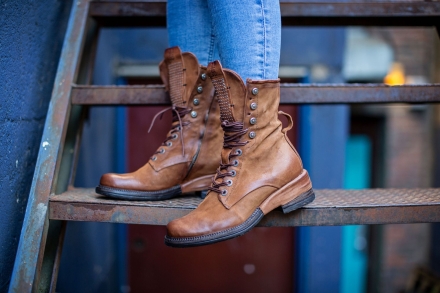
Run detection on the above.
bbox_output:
[207,0,281,81]
[167,0,219,66]
[168,0,281,81]
[165,0,314,248]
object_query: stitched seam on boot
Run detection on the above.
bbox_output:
[99,185,180,195]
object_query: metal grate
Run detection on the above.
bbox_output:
[49,188,440,226]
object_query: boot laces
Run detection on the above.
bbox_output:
[209,121,249,194]
[148,106,191,157]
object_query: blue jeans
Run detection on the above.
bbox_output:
[167,0,281,81]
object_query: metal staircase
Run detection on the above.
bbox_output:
[9,1,440,292]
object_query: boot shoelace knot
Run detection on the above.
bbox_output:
[209,120,249,195]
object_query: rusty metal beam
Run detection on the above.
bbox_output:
[9,1,90,292]
[49,188,440,226]
[89,1,440,27]
[72,85,167,104]
[71,84,440,105]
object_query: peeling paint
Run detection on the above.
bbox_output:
[36,203,48,223]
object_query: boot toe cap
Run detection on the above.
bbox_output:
[99,173,120,187]
[166,218,191,238]
[99,173,139,190]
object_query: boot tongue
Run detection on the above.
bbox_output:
[207,60,245,123]
[159,47,199,107]
[207,61,246,164]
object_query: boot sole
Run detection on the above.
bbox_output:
[96,174,213,201]
[165,170,314,248]
[95,184,182,201]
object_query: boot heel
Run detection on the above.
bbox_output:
[281,189,315,214]
[260,169,313,215]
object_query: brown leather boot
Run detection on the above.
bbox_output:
[165,61,314,247]
[96,47,222,200]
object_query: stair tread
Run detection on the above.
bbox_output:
[90,1,440,27]
[72,84,440,105]
[49,188,440,226]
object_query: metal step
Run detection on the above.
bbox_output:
[89,1,440,27]
[50,188,440,226]
[72,84,440,105]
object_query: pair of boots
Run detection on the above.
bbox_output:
[96,47,314,248]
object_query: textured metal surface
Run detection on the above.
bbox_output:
[89,1,440,27]
[72,84,440,105]
[308,189,440,208]
[49,188,440,226]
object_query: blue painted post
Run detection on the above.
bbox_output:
[287,25,348,293]
[115,77,128,291]
[296,105,349,293]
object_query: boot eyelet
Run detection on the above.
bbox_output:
[159,148,165,154]
[232,160,239,166]
[221,189,228,196]
[190,111,198,118]
[226,180,233,186]
[252,88,259,95]
[250,102,257,110]
[230,170,236,177]
[172,134,178,140]
[235,149,242,156]
[197,86,203,93]
[193,98,200,106]
[250,117,257,125]
[249,131,256,139]
[166,142,172,147]
[151,156,157,161]
[201,73,207,80]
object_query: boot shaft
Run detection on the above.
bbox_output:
[207,60,303,208]
[207,60,283,147]
[159,47,201,107]
[150,48,222,183]
[97,48,223,198]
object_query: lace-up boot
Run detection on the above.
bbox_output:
[165,60,314,247]
[96,47,222,200]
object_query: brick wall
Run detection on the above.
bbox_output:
[365,27,438,293]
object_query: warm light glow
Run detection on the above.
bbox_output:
[384,62,405,85]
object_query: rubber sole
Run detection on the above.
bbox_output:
[165,208,265,248]
[95,184,182,201]
[281,189,315,213]
[164,188,315,248]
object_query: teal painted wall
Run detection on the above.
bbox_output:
[341,135,371,293]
